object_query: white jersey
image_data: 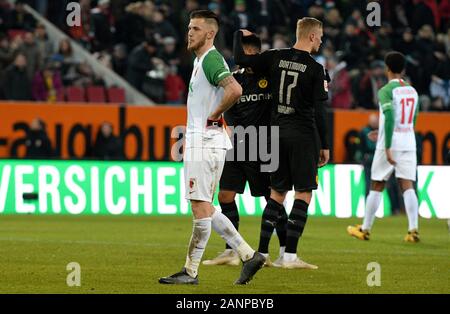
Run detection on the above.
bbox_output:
[185,46,232,150]
[377,79,419,151]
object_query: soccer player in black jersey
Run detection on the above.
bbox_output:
[202,34,288,268]
[234,17,330,269]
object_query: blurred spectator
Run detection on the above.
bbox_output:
[126,37,158,92]
[159,36,179,66]
[9,0,35,30]
[430,48,450,109]
[165,65,186,105]
[0,34,20,98]
[68,0,92,49]
[72,61,105,87]
[359,114,379,195]
[52,38,81,85]
[230,0,252,32]
[90,0,114,52]
[25,118,53,159]
[179,0,199,37]
[3,53,32,100]
[32,62,63,102]
[358,60,387,109]
[328,57,352,109]
[111,43,128,77]
[93,122,123,160]
[323,8,343,49]
[34,23,52,67]
[152,8,179,44]
[18,31,41,80]
[0,0,12,34]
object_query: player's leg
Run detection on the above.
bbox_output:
[159,148,215,284]
[203,158,245,266]
[396,151,419,242]
[202,189,240,266]
[273,200,287,266]
[257,137,290,257]
[281,137,318,269]
[206,149,265,284]
[348,149,393,240]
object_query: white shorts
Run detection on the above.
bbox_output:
[371,149,417,182]
[184,147,227,202]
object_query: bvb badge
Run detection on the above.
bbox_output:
[316,175,319,185]
[258,78,268,89]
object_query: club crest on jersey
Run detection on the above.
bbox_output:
[258,78,268,89]
[324,80,329,92]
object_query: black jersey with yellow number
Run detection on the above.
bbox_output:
[224,68,272,128]
[233,31,329,147]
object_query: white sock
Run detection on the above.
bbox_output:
[279,246,285,257]
[211,210,255,262]
[184,217,211,278]
[362,191,382,231]
[284,252,297,262]
[403,189,419,231]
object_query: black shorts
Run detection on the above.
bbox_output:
[270,136,319,193]
[220,160,271,197]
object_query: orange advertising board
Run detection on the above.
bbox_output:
[1,103,449,164]
[0,102,186,160]
[333,110,450,165]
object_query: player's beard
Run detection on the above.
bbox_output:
[187,35,207,52]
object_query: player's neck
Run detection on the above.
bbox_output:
[388,74,402,81]
[292,41,312,54]
[194,42,214,59]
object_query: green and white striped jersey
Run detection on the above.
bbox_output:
[377,79,419,151]
[186,46,232,149]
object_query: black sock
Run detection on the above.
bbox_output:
[285,199,309,254]
[275,206,288,248]
[220,201,239,250]
[258,198,283,254]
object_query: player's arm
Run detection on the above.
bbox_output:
[413,99,419,127]
[379,88,396,165]
[202,50,242,120]
[314,66,330,167]
[209,75,242,120]
[233,30,270,73]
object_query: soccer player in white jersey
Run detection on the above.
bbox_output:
[158,10,265,286]
[347,52,420,243]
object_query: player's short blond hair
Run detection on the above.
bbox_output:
[296,17,322,40]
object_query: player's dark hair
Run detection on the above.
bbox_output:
[384,51,406,74]
[190,10,219,27]
[241,34,261,51]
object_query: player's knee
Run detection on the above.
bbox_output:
[294,191,312,204]
[270,189,286,204]
[370,181,385,192]
[218,190,236,204]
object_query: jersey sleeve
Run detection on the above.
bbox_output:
[378,87,395,149]
[233,31,273,74]
[313,64,328,101]
[202,50,232,87]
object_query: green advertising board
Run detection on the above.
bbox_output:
[0,160,448,218]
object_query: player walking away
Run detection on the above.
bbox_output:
[158,10,265,286]
[347,52,420,243]
[202,34,288,268]
[233,17,330,269]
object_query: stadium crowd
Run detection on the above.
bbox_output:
[0,0,449,109]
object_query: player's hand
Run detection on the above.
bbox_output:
[240,29,253,36]
[386,148,396,165]
[208,112,221,120]
[318,149,330,168]
[368,130,378,142]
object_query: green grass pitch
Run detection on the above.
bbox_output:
[0,215,448,294]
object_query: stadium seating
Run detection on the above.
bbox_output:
[107,87,126,103]
[65,86,85,102]
[86,86,106,103]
